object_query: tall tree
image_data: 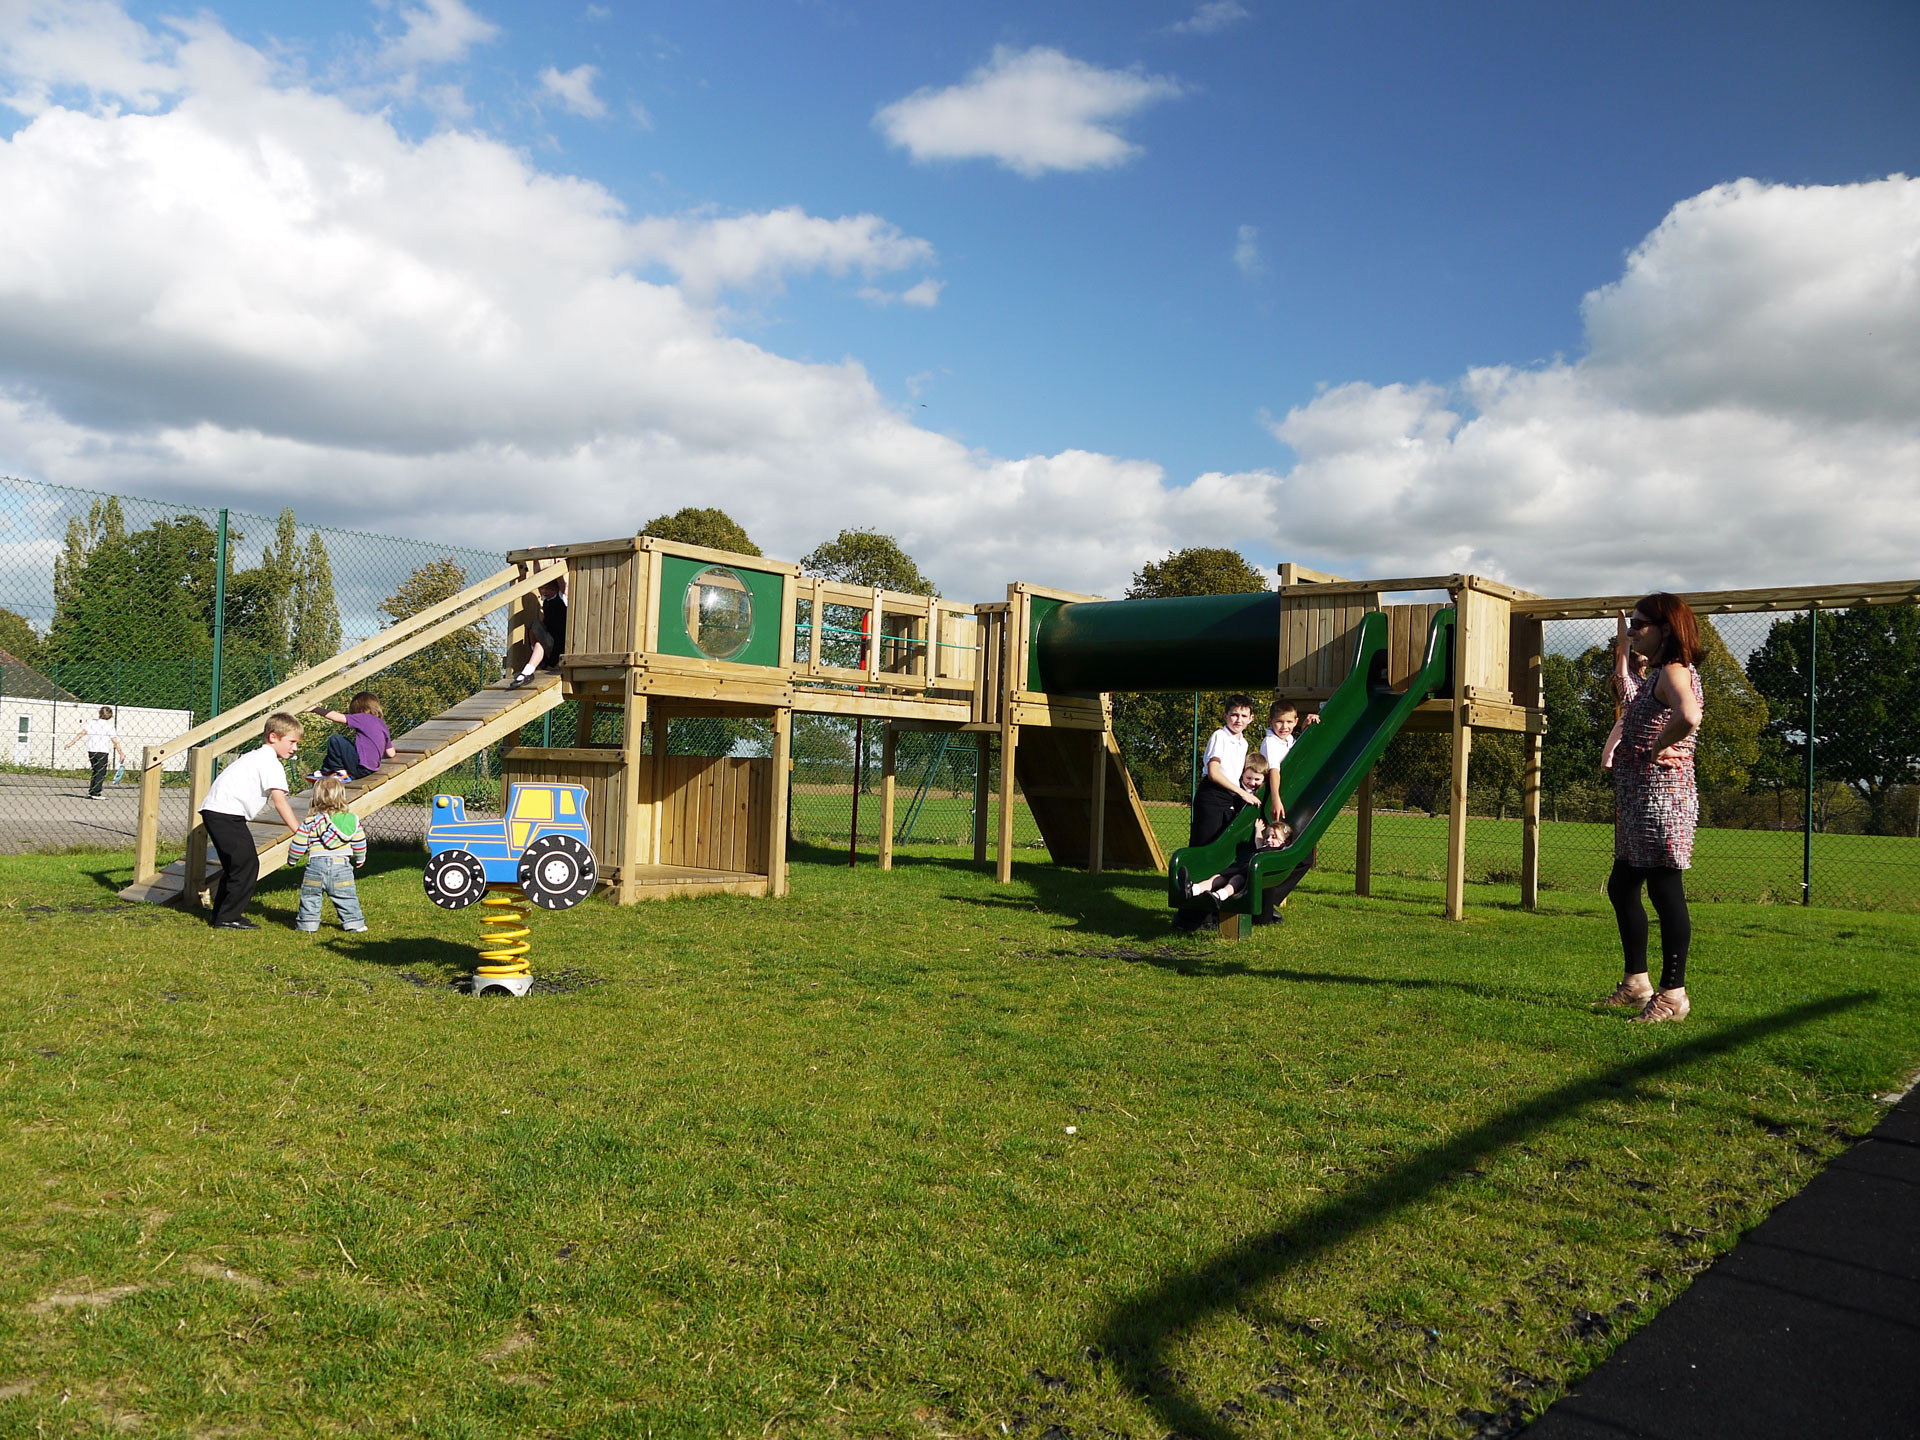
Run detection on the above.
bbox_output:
[801,528,938,595]
[374,558,492,733]
[1749,606,1920,833]
[1112,546,1269,797]
[642,507,762,556]
[0,608,40,665]
[291,531,342,666]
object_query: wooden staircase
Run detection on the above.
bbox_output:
[119,676,564,904]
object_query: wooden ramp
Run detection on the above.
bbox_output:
[1013,727,1164,871]
[119,675,565,905]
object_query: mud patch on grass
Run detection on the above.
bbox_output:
[28,1284,141,1314]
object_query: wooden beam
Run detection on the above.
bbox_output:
[574,696,598,746]
[1355,769,1374,898]
[636,534,803,576]
[649,709,669,868]
[769,708,792,898]
[1446,711,1472,921]
[996,723,1019,884]
[791,689,974,723]
[505,538,638,562]
[133,745,164,886]
[1088,727,1106,877]
[1511,578,1920,621]
[183,746,212,909]
[878,723,897,871]
[615,692,648,905]
[973,731,990,866]
[1280,574,1463,599]
[1521,730,1543,911]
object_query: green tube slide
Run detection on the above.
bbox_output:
[1165,607,1457,919]
[1030,592,1284,694]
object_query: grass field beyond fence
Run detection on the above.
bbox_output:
[797,792,1920,912]
[1,847,1915,1438]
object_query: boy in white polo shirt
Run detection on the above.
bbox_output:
[200,713,303,930]
[1190,693,1261,848]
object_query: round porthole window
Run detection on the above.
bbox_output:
[684,566,754,661]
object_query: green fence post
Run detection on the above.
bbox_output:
[1802,606,1816,906]
[210,508,228,719]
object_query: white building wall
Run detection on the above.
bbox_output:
[5,699,193,773]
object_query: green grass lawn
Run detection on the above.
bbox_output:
[804,791,1920,912]
[1,845,1915,1438]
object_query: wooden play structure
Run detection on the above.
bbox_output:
[119,523,1920,926]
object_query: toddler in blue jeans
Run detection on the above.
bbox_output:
[289,777,368,932]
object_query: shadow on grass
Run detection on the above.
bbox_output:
[324,933,475,972]
[1092,992,1877,1440]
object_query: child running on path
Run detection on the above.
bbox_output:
[200,714,303,930]
[63,705,127,798]
[289,776,368,933]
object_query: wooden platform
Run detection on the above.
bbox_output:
[610,864,770,901]
[120,675,565,905]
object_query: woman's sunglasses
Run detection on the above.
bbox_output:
[1626,615,1655,631]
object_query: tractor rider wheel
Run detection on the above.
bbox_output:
[517,834,597,910]
[424,848,487,909]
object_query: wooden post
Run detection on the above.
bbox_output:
[973,731,990,865]
[134,747,163,886]
[1521,730,1543,911]
[996,721,1019,884]
[183,746,213,909]
[1513,614,1545,913]
[878,723,897,871]
[649,709,670,867]
[574,696,598,747]
[1355,770,1374,897]
[1088,728,1107,876]
[615,688,647,904]
[1446,706,1473,921]
[769,707,792,897]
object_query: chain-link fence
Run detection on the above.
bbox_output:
[1,475,510,856]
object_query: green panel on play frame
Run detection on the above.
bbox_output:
[656,555,784,668]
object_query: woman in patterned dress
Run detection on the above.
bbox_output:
[1601,593,1706,1023]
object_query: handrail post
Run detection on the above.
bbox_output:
[134,746,163,885]
[184,745,213,909]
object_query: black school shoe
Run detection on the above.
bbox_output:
[1252,912,1282,926]
[212,917,260,930]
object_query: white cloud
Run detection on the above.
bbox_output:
[0,0,182,115]
[538,62,605,119]
[860,278,943,308]
[874,46,1182,178]
[1260,175,1920,594]
[631,208,934,298]
[1233,223,1262,276]
[1167,2,1251,37]
[375,0,499,71]
[0,5,1915,610]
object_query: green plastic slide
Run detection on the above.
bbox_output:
[1168,606,1457,919]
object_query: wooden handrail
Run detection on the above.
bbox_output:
[1512,579,1920,620]
[141,558,559,767]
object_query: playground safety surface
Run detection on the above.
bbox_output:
[1525,1084,1920,1439]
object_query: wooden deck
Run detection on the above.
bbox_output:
[611,864,770,901]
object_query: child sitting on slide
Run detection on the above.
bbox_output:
[1177,753,1292,911]
[305,692,395,781]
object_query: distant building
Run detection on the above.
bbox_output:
[0,651,192,772]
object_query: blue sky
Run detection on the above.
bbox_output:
[185,0,1920,480]
[1,1,1918,596]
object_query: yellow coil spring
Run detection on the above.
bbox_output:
[476,890,532,977]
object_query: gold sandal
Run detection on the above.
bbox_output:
[1631,989,1690,1024]
[1600,978,1655,1007]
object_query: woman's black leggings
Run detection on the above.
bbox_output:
[1608,860,1691,990]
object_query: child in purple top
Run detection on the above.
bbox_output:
[306,692,396,781]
